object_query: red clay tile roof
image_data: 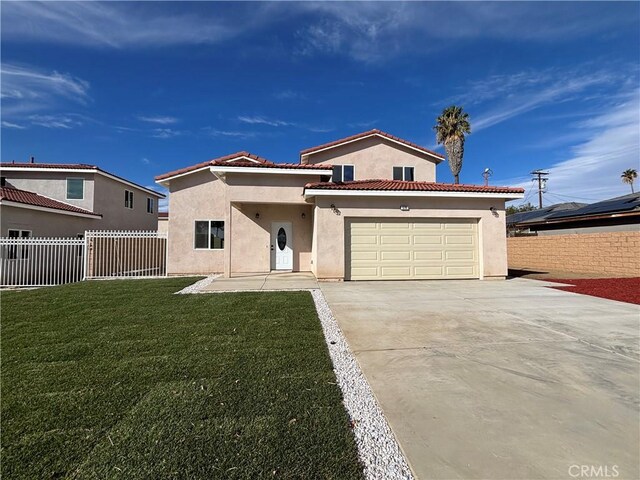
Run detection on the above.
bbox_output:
[0,162,100,170]
[300,129,445,160]
[0,186,102,216]
[158,211,169,218]
[304,179,525,194]
[155,152,332,181]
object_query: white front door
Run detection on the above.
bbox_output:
[271,222,293,270]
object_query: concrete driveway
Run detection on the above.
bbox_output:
[319,278,640,479]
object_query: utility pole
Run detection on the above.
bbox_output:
[530,170,549,209]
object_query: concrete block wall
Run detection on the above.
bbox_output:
[507,231,640,277]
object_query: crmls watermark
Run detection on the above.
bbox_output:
[568,464,620,478]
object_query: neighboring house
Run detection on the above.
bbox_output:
[157,211,169,234]
[0,186,102,238]
[513,193,640,236]
[0,161,164,237]
[155,129,524,281]
[506,202,586,236]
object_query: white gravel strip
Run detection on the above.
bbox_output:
[310,289,414,480]
[174,275,220,294]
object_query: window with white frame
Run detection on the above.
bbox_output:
[66,178,84,200]
[194,221,224,249]
[125,190,134,209]
[8,229,31,259]
[146,197,154,214]
[393,166,415,181]
[332,164,354,182]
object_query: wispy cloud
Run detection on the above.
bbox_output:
[497,90,640,204]
[1,1,280,49]
[151,128,181,139]
[348,120,378,129]
[137,115,179,125]
[1,63,90,118]
[29,114,84,129]
[446,67,625,132]
[204,128,257,139]
[238,116,293,127]
[141,157,151,165]
[273,90,306,101]
[1,121,26,129]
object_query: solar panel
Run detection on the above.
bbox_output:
[547,193,640,219]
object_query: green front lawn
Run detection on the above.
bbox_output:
[1,278,362,479]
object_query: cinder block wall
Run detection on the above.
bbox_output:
[507,231,640,277]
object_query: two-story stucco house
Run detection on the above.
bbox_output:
[0,161,165,238]
[155,129,524,281]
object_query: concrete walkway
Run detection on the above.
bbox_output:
[319,278,640,480]
[200,271,319,291]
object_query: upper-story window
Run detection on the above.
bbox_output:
[393,166,414,181]
[332,165,354,183]
[146,197,154,214]
[125,190,134,209]
[66,178,84,200]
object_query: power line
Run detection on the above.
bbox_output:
[544,191,603,202]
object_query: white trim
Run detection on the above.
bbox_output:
[210,166,333,176]
[393,166,415,181]
[155,166,212,186]
[304,189,524,200]
[332,164,355,182]
[301,133,445,163]
[225,156,262,164]
[0,199,102,218]
[124,189,134,209]
[146,197,154,214]
[65,177,85,200]
[1,166,164,197]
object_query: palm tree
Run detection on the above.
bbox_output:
[621,168,638,193]
[433,105,471,184]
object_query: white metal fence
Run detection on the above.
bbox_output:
[0,230,168,287]
[0,237,85,287]
[85,230,167,279]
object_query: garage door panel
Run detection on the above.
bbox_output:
[348,218,478,280]
[380,235,411,245]
[352,235,379,245]
[414,251,444,261]
[381,251,412,261]
[413,235,443,245]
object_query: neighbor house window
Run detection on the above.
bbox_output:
[393,166,415,181]
[332,165,354,182]
[66,178,84,200]
[194,221,224,249]
[146,197,154,214]
[7,229,31,259]
[125,190,134,209]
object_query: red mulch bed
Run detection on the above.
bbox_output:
[545,277,640,305]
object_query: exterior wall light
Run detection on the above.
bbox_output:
[301,212,306,219]
[400,205,410,211]
[255,212,260,219]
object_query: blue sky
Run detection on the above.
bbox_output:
[2,1,639,210]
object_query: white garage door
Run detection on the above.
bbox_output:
[348,219,479,280]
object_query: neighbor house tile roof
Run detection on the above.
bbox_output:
[155,152,332,181]
[158,211,169,218]
[0,186,102,216]
[300,129,445,160]
[304,179,525,194]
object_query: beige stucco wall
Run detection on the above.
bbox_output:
[230,203,313,274]
[93,175,159,230]
[313,196,508,280]
[0,205,99,237]
[166,170,324,275]
[167,170,226,275]
[3,171,95,212]
[303,136,438,182]
[157,218,168,234]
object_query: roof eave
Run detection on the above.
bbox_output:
[303,188,524,200]
[0,199,103,219]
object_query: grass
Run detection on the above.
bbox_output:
[1,278,363,479]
